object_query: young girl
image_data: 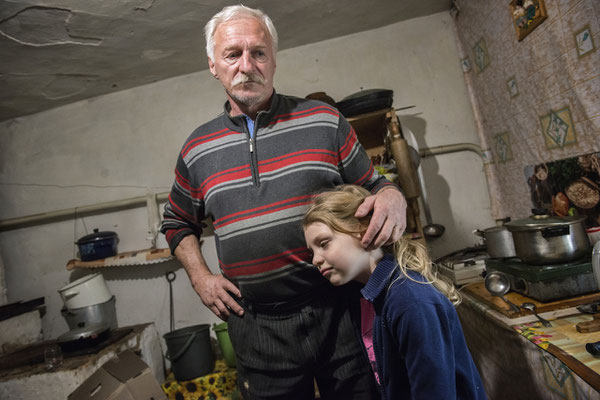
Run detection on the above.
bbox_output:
[303,185,487,400]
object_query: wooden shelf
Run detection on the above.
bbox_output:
[66,248,173,270]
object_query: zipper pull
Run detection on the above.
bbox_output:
[249,140,254,153]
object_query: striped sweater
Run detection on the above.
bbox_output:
[161,93,394,302]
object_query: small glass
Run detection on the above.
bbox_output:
[44,344,63,370]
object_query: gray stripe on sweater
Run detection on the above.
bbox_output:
[217,211,305,240]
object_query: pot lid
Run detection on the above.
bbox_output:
[481,226,510,233]
[76,228,117,244]
[505,210,586,231]
[338,89,393,102]
[57,323,109,342]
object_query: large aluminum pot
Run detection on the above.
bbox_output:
[505,213,591,265]
[593,241,600,290]
[61,296,117,330]
[58,273,112,310]
[474,226,516,258]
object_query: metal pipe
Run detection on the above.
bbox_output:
[0,143,486,232]
[418,143,485,160]
[0,192,169,231]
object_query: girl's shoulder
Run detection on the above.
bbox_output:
[384,273,451,312]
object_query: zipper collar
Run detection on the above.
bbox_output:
[360,253,398,303]
[222,89,280,133]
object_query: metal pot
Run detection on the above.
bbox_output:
[592,241,600,290]
[505,211,591,265]
[474,226,516,258]
[61,296,117,330]
[76,228,118,261]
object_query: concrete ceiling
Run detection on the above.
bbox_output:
[0,0,451,122]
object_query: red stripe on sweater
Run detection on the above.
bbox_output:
[168,194,197,222]
[191,149,336,200]
[258,149,337,174]
[339,126,359,161]
[353,163,375,186]
[214,198,313,229]
[165,227,188,242]
[174,168,191,191]
[269,105,339,126]
[213,194,313,226]
[192,164,252,199]
[220,248,311,277]
[181,128,236,158]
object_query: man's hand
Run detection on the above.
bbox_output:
[174,235,244,321]
[355,187,407,249]
[191,273,244,321]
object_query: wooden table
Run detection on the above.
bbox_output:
[457,290,600,399]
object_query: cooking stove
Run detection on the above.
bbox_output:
[485,255,597,302]
[0,327,132,377]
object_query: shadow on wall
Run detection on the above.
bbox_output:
[398,115,456,258]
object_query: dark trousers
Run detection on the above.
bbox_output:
[227,285,378,399]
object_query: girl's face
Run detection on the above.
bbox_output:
[304,222,372,285]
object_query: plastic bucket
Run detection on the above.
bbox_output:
[213,322,236,368]
[164,324,214,381]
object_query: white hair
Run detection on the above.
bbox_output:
[204,5,279,62]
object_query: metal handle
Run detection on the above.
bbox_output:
[586,341,600,356]
[62,290,79,299]
[541,225,569,239]
[165,331,197,362]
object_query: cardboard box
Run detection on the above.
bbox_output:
[68,350,166,400]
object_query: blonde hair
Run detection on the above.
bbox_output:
[204,5,279,62]
[302,185,460,305]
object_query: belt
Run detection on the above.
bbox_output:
[238,284,329,314]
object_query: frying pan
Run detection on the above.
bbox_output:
[336,89,393,117]
[57,323,110,352]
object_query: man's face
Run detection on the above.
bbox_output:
[209,17,276,111]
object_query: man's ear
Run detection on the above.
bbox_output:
[208,58,218,79]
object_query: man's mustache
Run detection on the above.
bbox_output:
[232,73,266,86]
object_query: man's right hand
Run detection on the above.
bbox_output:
[174,235,244,321]
[191,273,244,321]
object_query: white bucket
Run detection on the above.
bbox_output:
[58,273,112,310]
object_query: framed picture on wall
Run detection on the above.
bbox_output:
[509,0,548,41]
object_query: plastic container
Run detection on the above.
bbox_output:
[164,324,214,381]
[213,322,236,368]
[58,273,112,309]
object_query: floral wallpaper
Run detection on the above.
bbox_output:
[453,0,600,220]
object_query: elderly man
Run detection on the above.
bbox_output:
[161,5,406,399]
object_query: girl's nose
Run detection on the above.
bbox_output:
[312,254,323,269]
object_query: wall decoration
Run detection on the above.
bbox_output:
[525,152,600,227]
[539,107,577,149]
[473,38,490,73]
[510,0,548,41]
[461,57,472,72]
[507,76,519,97]
[494,132,513,163]
[575,25,595,57]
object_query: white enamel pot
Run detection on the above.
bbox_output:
[58,273,112,310]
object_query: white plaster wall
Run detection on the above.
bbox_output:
[0,12,493,348]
